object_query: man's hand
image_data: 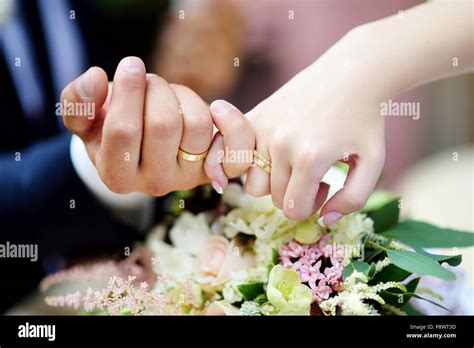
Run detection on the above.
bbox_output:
[61,56,254,196]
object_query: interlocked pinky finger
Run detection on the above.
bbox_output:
[204,132,228,194]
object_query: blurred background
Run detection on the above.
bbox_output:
[0,0,472,313]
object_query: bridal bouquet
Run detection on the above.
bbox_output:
[42,168,474,316]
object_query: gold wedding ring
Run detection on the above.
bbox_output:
[253,150,272,174]
[178,148,209,162]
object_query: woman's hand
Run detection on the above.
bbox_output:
[245,28,387,224]
[206,29,386,224]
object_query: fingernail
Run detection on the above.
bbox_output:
[211,180,224,194]
[123,57,145,73]
[210,100,232,115]
[318,212,342,227]
[76,68,94,99]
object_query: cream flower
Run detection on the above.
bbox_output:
[195,236,255,291]
[319,271,406,316]
[294,219,321,244]
[266,265,312,314]
[329,213,374,246]
[148,239,195,281]
[169,212,211,256]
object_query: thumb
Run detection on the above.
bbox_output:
[209,100,255,178]
[60,67,108,139]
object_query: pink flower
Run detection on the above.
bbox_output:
[279,238,344,303]
[324,266,342,285]
[310,280,332,300]
[196,236,255,291]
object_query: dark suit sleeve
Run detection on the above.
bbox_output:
[0,131,138,256]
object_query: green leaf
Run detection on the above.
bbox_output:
[382,220,474,248]
[410,294,451,313]
[387,250,455,280]
[361,191,398,213]
[237,282,265,301]
[366,263,377,278]
[253,293,267,304]
[364,248,385,263]
[368,199,400,233]
[402,302,423,316]
[271,248,279,266]
[381,277,420,307]
[413,247,462,266]
[371,264,412,283]
[333,161,349,174]
[342,261,369,280]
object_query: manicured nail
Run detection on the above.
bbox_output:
[210,100,232,115]
[123,57,145,73]
[76,68,94,99]
[318,212,342,227]
[211,180,224,194]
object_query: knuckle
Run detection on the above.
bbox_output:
[272,133,290,153]
[148,110,181,138]
[100,172,132,194]
[294,149,318,174]
[184,111,212,138]
[106,122,141,143]
[144,180,170,197]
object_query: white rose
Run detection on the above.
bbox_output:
[169,212,211,256]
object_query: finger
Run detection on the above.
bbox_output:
[270,154,291,209]
[171,84,213,188]
[319,153,384,226]
[140,74,182,195]
[209,100,255,178]
[204,132,228,194]
[283,156,332,221]
[61,67,108,139]
[171,84,213,156]
[100,56,146,193]
[245,147,271,197]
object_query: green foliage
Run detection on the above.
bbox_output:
[371,264,411,283]
[381,277,420,307]
[342,261,376,280]
[386,250,455,281]
[413,248,462,266]
[237,282,265,301]
[367,199,400,233]
[383,220,474,248]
